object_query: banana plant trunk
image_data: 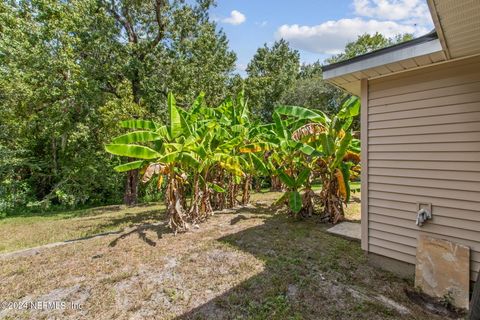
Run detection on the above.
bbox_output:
[189,171,213,223]
[210,170,226,211]
[227,174,238,208]
[166,166,188,233]
[188,173,201,221]
[124,164,138,206]
[270,175,283,192]
[241,175,252,205]
[320,174,344,224]
[301,187,315,217]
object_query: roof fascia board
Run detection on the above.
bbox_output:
[427,0,451,59]
[323,39,443,80]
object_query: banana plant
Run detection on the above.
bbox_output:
[105,93,201,232]
[273,167,311,215]
[276,96,361,223]
[105,90,361,233]
[105,91,264,232]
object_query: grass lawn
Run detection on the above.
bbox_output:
[0,204,165,253]
[0,191,444,319]
[0,190,361,254]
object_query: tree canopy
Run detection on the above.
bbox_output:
[245,39,300,121]
[326,32,413,64]
[0,0,235,212]
[0,0,413,215]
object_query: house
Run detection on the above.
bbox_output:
[322,0,480,288]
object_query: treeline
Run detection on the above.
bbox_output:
[0,0,409,215]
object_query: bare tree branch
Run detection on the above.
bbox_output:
[101,0,138,44]
[121,4,138,44]
[151,0,167,48]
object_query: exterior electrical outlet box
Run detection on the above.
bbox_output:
[416,203,432,215]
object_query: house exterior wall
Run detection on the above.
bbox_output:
[362,55,480,281]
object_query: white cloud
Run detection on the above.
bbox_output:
[277,18,428,54]
[353,0,431,24]
[222,10,246,25]
[275,0,433,55]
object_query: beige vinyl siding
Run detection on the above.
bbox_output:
[366,55,480,281]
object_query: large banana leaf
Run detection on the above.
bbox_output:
[332,131,353,170]
[195,145,208,159]
[220,159,244,177]
[113,160,145,172]
[105,144,161,160]
[272,112,287,139]
[209,182,226,193]
[276,105,328,125]
[218,136,242,151]
[238,91,249,124]
[349,139,361,153]
[249,153,269,175]
[278,170,296,188]
[340,162,351,202]
[189,92,205,115]
[338,96,360,119]
[159,151,181,164]
[182,153,200,169]
[299,144,323,157]
[296,168,311,187]
[179,109,193,137]
[120,120,158,130]
[168,93,183,139]
[112,131,162,144]
[163,143,183,151]
[231,124,245,133]
[319,133,334,156]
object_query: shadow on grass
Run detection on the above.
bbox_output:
[172,213,420,320]
[88,209,162,232]
[108,222,170,247]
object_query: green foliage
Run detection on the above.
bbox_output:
[0,0,236,213]
[282,62,345,116]
[105,144,162,160]
[276,105,328,125]
[326,32,414,64]
[114,161,145,173]
[1,0,373,217]
[245,40,301,121]
[270,98,361,220]
[106,91,269,231]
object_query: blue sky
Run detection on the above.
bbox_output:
[210,0,434,74]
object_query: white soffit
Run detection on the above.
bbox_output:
[322,36,447,96]
[323,39,443,80]
[429,0,480,59]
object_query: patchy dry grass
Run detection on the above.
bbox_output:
[0,204,165,253]
[0,192,443,319]
[0,187,362,254]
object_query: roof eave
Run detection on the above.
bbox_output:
[322,38,443,80]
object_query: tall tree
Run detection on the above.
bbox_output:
[245,39,300,121]
[97,0,236,204]
[0,0,236,212]
[281,61,344,116]
[326,32,413,64]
